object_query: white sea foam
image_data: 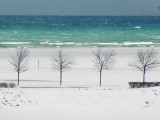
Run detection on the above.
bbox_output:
[40,42,75,45]
[48,43,65,45]
[0,42,30,45]
[92,34,99,36]
[133,26,141,29]
[150,36,160,39]
[40,41,48,45]
[54,41,61,42]
[50,36,59,38]
[123,42,153,45]
[51,24,59,26]
[63,37,70,38]
[154,37,160,39]
[41,42,154,46]
[65,42,75,45]
[75,43,119,46]
[94,43,119,45]
[140,34,146,36]
[14,31,18,34]
[59,33,71,36]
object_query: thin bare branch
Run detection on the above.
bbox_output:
[51,49,74,72]
[130,48,160,72]
[92,48,116,72]
[9,47,29,73]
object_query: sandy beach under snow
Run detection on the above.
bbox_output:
[1,47,160,120]
[0,47,160,87]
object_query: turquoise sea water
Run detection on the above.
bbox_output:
[0,16,160,47]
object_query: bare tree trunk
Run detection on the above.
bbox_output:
[60,71,62,85]
[143,68,146,88]
[38,60,39,69]
[18,72,20,85]
[100,70,102,86]
[143,72,145,83]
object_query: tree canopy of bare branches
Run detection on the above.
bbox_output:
[51,49,74,85]
[9,47,30,85]
[129,48,160,83]
[92,48,116,86]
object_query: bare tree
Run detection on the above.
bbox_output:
[129,48,160,83]
[92,48,116,86]
[51,49,74,85]
[9,47,30,85]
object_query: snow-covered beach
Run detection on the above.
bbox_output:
[1,47,160,86]
[1,87,160,120]
[1,47,160,120]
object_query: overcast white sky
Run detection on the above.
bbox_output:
[0,0,160,15]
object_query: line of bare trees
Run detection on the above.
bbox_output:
[9,47,160,86]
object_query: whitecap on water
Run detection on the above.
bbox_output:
[14,31,18,33]
[55,41,61,42]
[63,37,70,38]
[0,42,30,45]
[133,26,141,29]
[150,36,160,39]
[59,33,71,36]
[76,43,82,46]
[141,34,146,36]
[95,43,118,45]
[123,42,153,45]
[51,24,59,26]
[92,34,99,36]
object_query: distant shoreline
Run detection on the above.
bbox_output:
[0,42,159,48]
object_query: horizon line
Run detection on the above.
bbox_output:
[0,15,160,17]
